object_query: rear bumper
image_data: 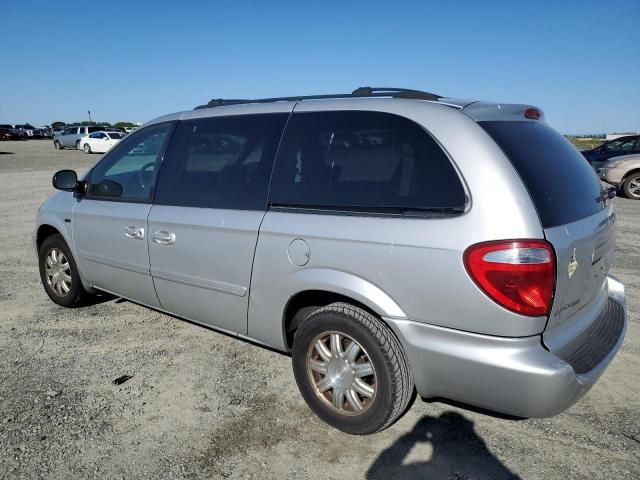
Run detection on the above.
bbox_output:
[384,275,626,418]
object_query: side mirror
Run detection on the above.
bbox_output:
[52,169,78,191]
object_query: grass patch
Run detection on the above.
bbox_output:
[566,137,603,151]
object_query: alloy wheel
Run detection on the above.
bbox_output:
[306,331,377,415]
[44,248,72,297]
[628,176,640,199]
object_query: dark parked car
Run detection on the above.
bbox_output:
[0,124,14,140]
[582,135,640,168]
[0,124,24,140]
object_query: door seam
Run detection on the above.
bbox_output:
[246,104,297,335]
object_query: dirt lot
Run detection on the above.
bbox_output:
[0,140,638,480]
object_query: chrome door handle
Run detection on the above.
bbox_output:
[124,225,145,240]
[152,230,176,245]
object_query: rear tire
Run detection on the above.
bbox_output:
[621,174,640,200]
[83,143,91,154]
[38,234,89,307]
[292,302,414,434]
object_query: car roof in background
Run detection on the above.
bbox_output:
[606,135,639,142]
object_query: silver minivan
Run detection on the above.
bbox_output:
[36,87,626,434]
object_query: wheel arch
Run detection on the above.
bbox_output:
[36,220,95,293]
[622,168,640,183]
[283,290,379,350]
[36,223,61,251]
[280,269,406,351]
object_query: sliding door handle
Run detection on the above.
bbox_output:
[152,231,176,245]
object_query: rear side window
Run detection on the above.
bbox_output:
[155,113,289,210]
[480,121,604,228]
[269,111,466,215]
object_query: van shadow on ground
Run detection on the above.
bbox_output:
[366,412,521,480]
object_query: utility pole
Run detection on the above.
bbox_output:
[88,110,92,124]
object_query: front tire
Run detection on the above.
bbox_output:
[621,174,640,200]
[38,234,89,307]
[83,143,91,154]
[292,303,414,434]
[75,140,80,150]
[54,140,62,150]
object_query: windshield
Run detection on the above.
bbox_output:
[480,121,605,228]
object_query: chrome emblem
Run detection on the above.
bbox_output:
[568,248,579,279]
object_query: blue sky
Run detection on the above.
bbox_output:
[1,1,638,134]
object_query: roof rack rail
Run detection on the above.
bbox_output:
[194,86,442,110]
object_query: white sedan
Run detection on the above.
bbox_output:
[80,131,125,154]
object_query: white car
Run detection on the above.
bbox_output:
[80,131,125,154]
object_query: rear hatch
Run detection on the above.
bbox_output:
[479,120,615,353]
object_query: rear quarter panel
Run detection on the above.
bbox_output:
[247,99,547,351]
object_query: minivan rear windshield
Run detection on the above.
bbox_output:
[479,121,604,229]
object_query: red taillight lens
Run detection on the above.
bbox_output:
[463,240,555,317]
[524,108,541,120]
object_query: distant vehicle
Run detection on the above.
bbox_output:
[53,126,109,150]
[0,127,13,140]
[582,135,640,168]
[14,123,42,139]
[79,131,125,154]
[0,124,23,140]
[124,127,137,134]
[598,154,640,200]
[39,126,53,139]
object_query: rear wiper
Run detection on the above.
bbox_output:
[597,186,616,204]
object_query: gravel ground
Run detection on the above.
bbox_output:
[0,140,639,480]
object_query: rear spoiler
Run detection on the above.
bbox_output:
[462,102,545,122]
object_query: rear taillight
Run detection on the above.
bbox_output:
[524,108,541,120]
[463,240,555,317]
